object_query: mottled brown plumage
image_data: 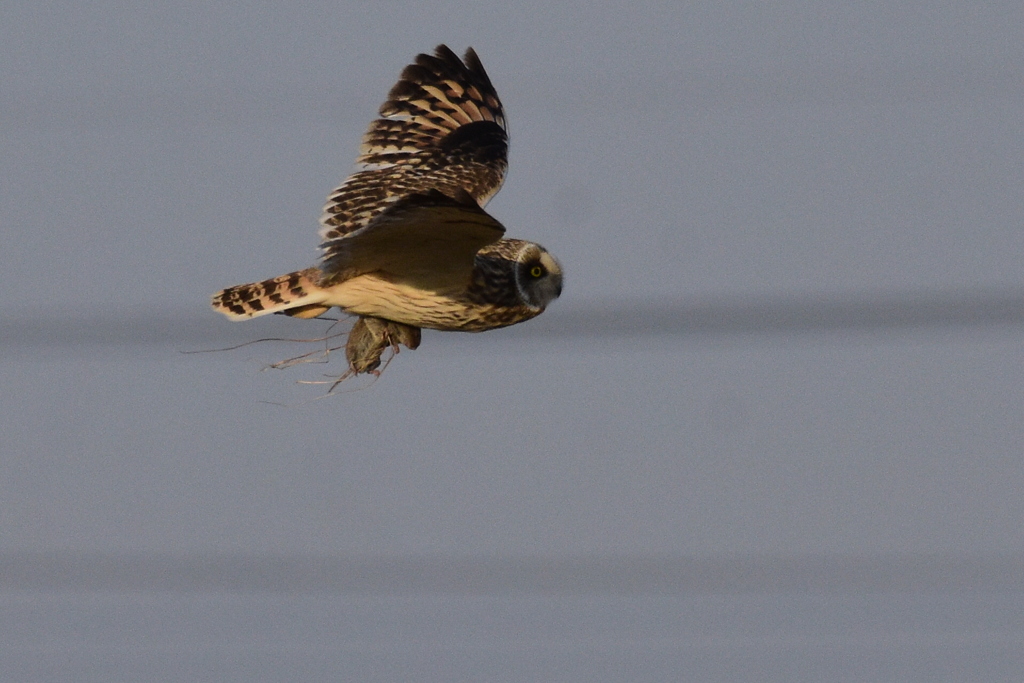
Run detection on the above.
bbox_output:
[211,45,562,381]
[319,45,508,244]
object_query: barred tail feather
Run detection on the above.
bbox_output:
[211,267,331,320]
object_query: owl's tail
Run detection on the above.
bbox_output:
[211,267,332,320]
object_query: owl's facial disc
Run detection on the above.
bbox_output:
[515,244,563,310]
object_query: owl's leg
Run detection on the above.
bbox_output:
[386,321,421,352]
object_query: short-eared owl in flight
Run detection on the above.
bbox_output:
[211,45,562,379]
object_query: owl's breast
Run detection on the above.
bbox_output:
[319,272,537,332]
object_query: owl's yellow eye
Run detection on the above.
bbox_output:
[530,266,544,278]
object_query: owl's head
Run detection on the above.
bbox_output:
[514,242,563,310]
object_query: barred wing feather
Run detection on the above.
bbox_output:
[318,45,508,260]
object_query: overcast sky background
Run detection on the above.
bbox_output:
[2,1,1023,563]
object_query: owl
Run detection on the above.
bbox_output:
[211,45,562,381]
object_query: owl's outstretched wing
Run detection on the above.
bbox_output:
[320,189,505,291]
[318,45,508,253]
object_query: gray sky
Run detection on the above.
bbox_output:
[2,1,1023,560]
